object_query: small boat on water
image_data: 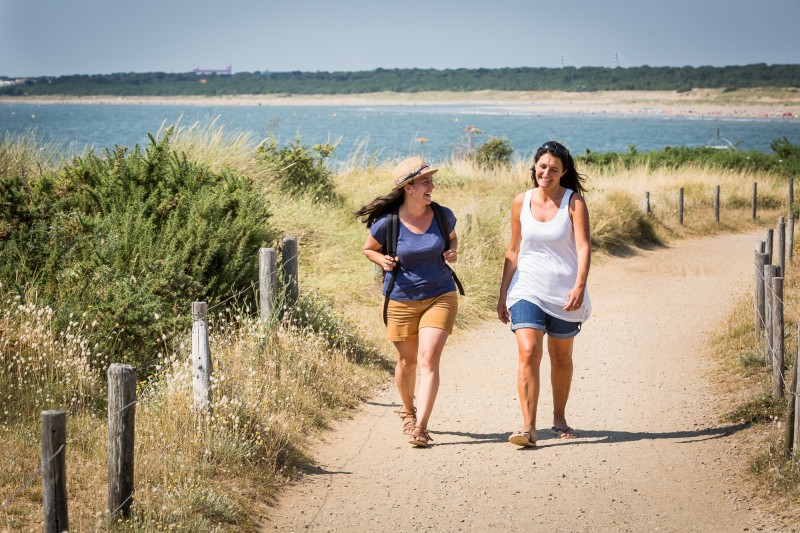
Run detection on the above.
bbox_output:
[704,128,736,150]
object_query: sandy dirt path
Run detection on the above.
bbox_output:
[263,231,783,532]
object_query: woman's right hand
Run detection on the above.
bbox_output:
[497,300,510,324]
[382,254,399,271]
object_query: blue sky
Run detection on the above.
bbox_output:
[1,0,798,77]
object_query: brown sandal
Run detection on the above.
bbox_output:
[394,408,417,435]
[408,426,433,447]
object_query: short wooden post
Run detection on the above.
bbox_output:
[192,302,211,413]
[764,264,781,365]
[714,185,720,223]
[784,325,798,460]
[778,216,786,275]
[108,364,137,520]
[643,191,650,215]
[789,177,794,208]
[766,228,774,265]
[282,236,299,306]
[41,410,68,533]
[789,210,795,261]
[771,277,785,399]
[752,182,758,220]
[259,248,277,323]
[755,252,768,337]
[678,187,684,225]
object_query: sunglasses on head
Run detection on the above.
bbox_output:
[538,141,569,157]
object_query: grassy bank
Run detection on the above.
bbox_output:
[0,128,796,530]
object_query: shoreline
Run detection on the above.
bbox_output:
[2,89,799,119]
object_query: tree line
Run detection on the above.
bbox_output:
[1,63,798,96]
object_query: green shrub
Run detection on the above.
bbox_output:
[0,130,276,369]
[474,138,513,168]
[256,136,338,201]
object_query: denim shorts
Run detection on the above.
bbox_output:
[509,300,581,338]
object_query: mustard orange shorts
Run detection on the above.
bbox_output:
[385,291,459,342]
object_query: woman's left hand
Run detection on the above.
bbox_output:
[443,249,457,263]
[563,286,584,311]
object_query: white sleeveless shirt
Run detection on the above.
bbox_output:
[506,188,591,323]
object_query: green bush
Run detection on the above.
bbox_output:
[0,130,276,369]
[474,138,514,168]
[256,136,338,201]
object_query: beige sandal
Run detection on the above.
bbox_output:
[408,426,433,447]
[394,408,417,435]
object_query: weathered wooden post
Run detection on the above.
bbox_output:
[778,216,786,275]
[763,264,781,365]
[790,210,795,261]
[789,176,794,208]
[755,251,768,337]
[714,185,720,223]
[108,364,137,520]
[282,236,299,306]
[41,410,68,533]
[771,277,785,399]
[259,247,277,324]
[784,326,798,460]
[766,228,774,265]
[192,302,211,413]
[678,187,684,225]
[752,182,758,220]
[643,191,650,215]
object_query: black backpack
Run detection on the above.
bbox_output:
[382,202,465,325]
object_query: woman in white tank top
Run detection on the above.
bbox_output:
[497,141,591,447]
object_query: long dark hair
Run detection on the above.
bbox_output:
[354,188,404,228]
[531,141,588,195]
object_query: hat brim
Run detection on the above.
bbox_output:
[393,167,438,190]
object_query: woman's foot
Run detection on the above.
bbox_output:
[508,429,537,447]
[394,408,417,435]
[408,426,433,447]
[551,426,578,439]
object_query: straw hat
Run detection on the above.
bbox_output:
[391,156,438,190]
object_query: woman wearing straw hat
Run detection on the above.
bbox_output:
[355,156,459,448]
[497,141,591,447]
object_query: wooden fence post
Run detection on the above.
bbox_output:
[790,210,795,262]
[192,302,211,413]
[789,176,794,208]
[643,191,650,215]
[41,410,68,533]
[785,325,798,460]
[714,185,720,223]
[771,278,785,399]
[259,247,277,324]
[766,228,774,265]
[764,264,781,365]
[678,187,684,225]
[282,236,299,306]
[755,251,768,338]
[752,182,758,220]
[778,216,786,275]
[108,364,137,520]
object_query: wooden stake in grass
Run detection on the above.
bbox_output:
[192,302,211,413]
[41,410,68,533]
[108,364,137,520]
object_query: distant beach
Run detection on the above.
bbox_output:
[2,88,799,119]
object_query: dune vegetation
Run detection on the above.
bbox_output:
[0,126,797,530]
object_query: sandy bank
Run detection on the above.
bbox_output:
[2,89,799,119]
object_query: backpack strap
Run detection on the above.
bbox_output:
[431,202,465,296]
[382,208,399,325]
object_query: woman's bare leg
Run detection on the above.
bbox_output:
[514,328,545,441]
[414,327,450,429]
[393,338,418,414]
[548,335,575,430]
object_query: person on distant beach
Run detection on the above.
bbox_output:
[497,141,591,447]
[355,156,460,448]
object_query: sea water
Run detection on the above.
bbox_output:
[1,102,799,164]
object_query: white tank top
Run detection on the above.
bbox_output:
[506,188,591,323]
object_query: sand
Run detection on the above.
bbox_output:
[2,88,799,119]
[263,231,797,532]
